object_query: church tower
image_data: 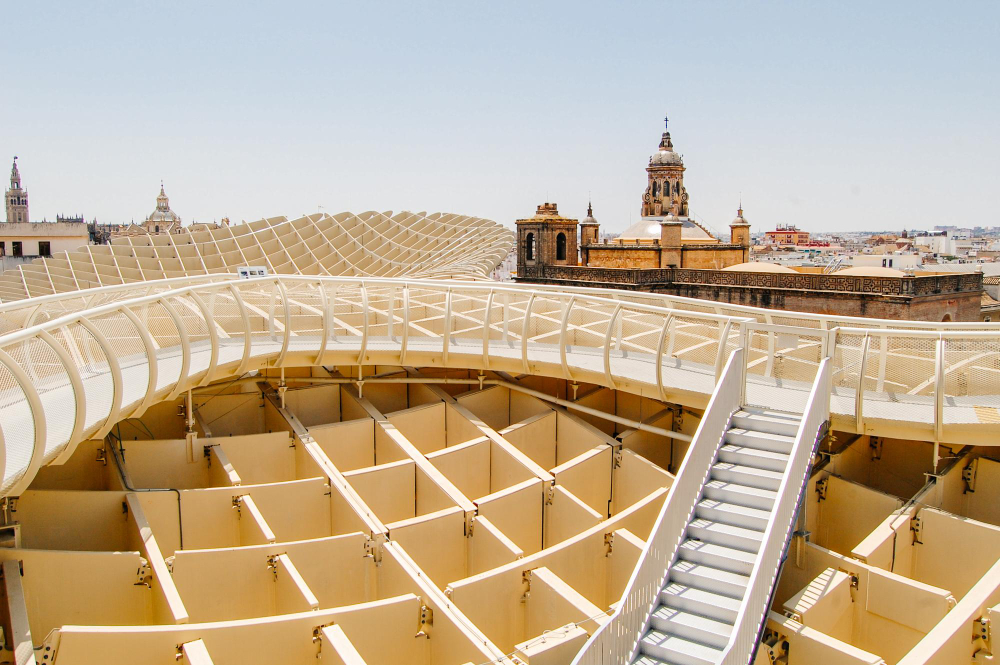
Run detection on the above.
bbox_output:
[641,116,689,217]
[5,157,29,223]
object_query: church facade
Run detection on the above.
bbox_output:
[514,118,983,321]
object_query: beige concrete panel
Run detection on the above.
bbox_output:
[545,485,603,547]
[940,455,1000,526]
[387,506,466,589]
[526,567,606,638]
[261,399,293,439]
[552,446,612,516]
[386,403,446,455]
[896,556,1000,665]
[282,384,340,427]
[0,549,149,641]
[866,566,954,635]
[456,386,510,431]
[607,528,645,606]
[117,439,210,489]
[612,448,673,514]
[515,624,589,665]
[426,438,491,501]
[766,613,886,665]
[28,439,110,491]
[172,534,369,622]
[617,412,676,472]
[445,402,485,446]
[470,515,523,576]
[850,509,915,574]
[310,419,375,472]
[830,436,935,501]
[414,464,461,516]
[510,389,551,424]
[217,432,295,485]
[193,393,263,437]
[784,568,854,641]
[490,438,536,493]
[360,383,408,416]
[343,460,415,524]
[407,382,439,408]
[373,421,410,464]
[174,479,331,551]
[499,412,557,471]
[555,412,607,465]
[570,388,617,436]
[53,594,426,665]
[810,475,903,555]
[911,508,1000,597]
[475,478,544,555]
[17,490,132,551]
[339,387,369,422]
[450,486,669,651]
[128,399,187,440]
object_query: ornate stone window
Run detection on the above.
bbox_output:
[526,233,535,261]
[556,233,567,261]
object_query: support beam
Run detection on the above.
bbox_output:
[125,493,189,624]
[180,639,215,665]
[1,559,35,665]
[320,624,367,665]
[235,494,276,545]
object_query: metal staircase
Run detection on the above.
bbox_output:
[633,408,802,665]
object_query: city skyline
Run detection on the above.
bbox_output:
[2,1,997,233]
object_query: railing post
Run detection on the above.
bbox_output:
[442,287,453,366]
[855,333,870,435]
[934,335,945,448]
[559,296,575,381]
[714,320,733,383]
[482,290,495,370]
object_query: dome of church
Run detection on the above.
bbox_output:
[147,185,181,225]
[721,262,798,273]
[618,217,716,242]
[651,149,683,166]
[581,202,599,225]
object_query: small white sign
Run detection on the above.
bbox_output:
[237,266,269,279]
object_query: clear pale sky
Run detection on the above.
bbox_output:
[2,1,997,234]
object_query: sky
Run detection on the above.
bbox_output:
[2,1,998,235]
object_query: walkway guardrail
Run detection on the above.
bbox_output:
[570,348,746,665]
[721,357,832,665]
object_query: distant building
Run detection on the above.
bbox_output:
[5,157,29,223]
[115,183,183,236]
[765,224,810,245]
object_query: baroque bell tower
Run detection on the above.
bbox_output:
[5,157,29,223]
[641,116,689,218]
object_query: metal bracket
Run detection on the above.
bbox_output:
[911,513,924,544]
[816,477,828,502]
[545,483,555,505]
[869,436,882,461]
[364,537,383,567]
[974,616,992,661]
[604,531,614,557]
[266,554,279,579]
[520,569,532,602]
[612,447,623,469]
[134,559,151,587]
[416,604,433,638]
[963,460,978,494]
[232,494,244,515]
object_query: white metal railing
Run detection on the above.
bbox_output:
[0,275,997,498]
[720,357,832,665]
[571,348,746,665]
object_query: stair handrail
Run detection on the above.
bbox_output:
[571,347,746,665]
[720,356,832,665]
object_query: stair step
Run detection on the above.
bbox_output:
[688,518,763,553]
[733,410,801,437]
[678,539,756,576]
[703,479,777,511]
[711,461,783,491]
[633,655,670,665]
[725,428,796,454]
[640,628,724,665]
[696,497,771,531]
[670,559,750,599]
[718,444,790,473]
[662,582,742,623]
[650,604,735,650]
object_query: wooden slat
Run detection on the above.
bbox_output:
[125,493,190,623]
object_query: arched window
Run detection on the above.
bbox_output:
[526,233,535,261]
[556,232,567,261]
[651,181,658,198]
[675,181,681,195]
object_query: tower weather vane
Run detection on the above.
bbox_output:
[664,115,668,130]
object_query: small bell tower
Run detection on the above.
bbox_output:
[5,157,29,223]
